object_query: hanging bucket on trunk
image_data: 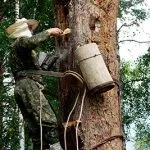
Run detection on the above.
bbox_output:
[74,43,114,94]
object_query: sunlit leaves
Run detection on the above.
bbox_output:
[135,122,150,150]
[131,9,146,21]
[121,49,150,146]
[118,0,147,24]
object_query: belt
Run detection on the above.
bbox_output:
[16,70,65,78]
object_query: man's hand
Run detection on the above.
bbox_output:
[46,28,63,36]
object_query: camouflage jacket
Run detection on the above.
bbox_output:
[9,31,50,80]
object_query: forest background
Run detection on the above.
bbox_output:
[0,0,150,150]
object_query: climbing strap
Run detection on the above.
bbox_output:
[16,70,65,78]
[16,70,85,89]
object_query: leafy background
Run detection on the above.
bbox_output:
[0,0,150,149]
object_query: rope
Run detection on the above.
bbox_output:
[62,71,86,150]
[19,70,86,150]
[75,87,86,150]
[40,89,43,150]
[31,70,121,150]
[64,92,80,150]
[36,82,44,150]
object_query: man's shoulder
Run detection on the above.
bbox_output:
[12,37,31,48]
[11,37,22,47]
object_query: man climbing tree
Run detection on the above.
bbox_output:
[6,18,63,150]
[54,0,124,149]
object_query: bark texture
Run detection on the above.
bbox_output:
[54,0,124,149]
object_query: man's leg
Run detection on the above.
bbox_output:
[14,78,62,149]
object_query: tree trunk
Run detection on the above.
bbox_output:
[15,0,20,20]
[0,62,3,150]
[54,0,124,149]
[0,2,5,148]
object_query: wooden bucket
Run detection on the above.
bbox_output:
[75,43,114,94]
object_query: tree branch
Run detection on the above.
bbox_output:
[119,39,150,44]
[117,22,137,34]
[122,78,150,84]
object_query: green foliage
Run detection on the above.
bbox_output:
[121,49,150,147]
[118,1,149,148]
[43,76,61,120]
[0,1,18,148]
[0,0,16,20]
[0,0,149,149]
[135,122,150,150]
[119,0,147,22]
[19,0,55,52]
[0,22,11,61]
[131,8,147,21]
[0,0,57,149]
[19,0,54,28]
[0,91,20,150]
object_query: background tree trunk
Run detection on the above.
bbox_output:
[0,62,3,150]
[54,0,124,149]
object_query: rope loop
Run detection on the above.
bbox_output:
[63,71,86,150]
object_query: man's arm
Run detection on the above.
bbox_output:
[17,28,63,50]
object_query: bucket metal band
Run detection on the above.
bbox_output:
[78,54,101,64]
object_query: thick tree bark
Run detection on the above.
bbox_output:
[54,0,124,149]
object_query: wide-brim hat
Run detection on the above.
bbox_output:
[6,18,39,35]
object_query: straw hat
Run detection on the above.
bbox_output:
[6,18,39,38]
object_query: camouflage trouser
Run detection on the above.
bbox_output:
[14,77,59,149]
